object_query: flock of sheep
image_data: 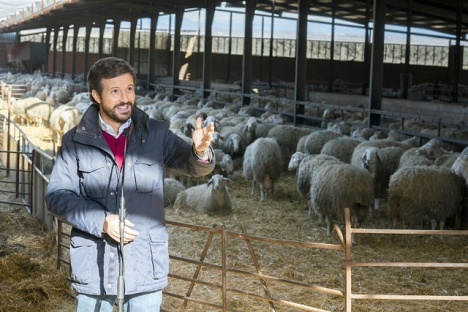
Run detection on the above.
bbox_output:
[3,71,468,239]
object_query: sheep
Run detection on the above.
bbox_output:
[213,149,234,176]
[24,100,54,127]
[243,137,282,201]
[351,127,376,140]
[220,126,248,158]
[351,139,412,168]
[327,121,351,136]
[303,130,343,155]
[163,178,186,207]
[48,104,83,143]
[267,125,314,169]
[11,97,47,125]
[396,141,445,169]
[359,146,405,210]
[435,152,461,168]
[288,152,342,215]
[172,174,233,216]
[309,161,374,237]
[320,136,362,163]
[388,166,465,230]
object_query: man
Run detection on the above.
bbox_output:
[45,57,215,311]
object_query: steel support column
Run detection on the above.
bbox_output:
[129,17,137,68]
[52,27,59,78]
[71,25,79,80]
[44,27,51,75]
[113,19,121,57]
[83,24,92,84]
[268,1,275,88]
[328,0,336,93]
[203,0,216,99]
[61,25,69,78]
[98,22,106,59]
[368,0,386,127]
[148,9,159,87]
[172,6,184,99]
[362,0,371,96]
[294,0,309,125]
[403,0,412,99]
[452,0,462,103]
[242,0,256,105]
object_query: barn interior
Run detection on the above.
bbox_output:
[0,1,468,311]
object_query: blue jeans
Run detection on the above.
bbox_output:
[76,290,162,312]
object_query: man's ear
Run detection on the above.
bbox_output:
[91,90,100,104]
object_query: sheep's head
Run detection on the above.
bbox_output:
[288,152,306,171]
[452,154,468,185]
[207,174,233,191]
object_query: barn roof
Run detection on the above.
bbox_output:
[0,0,466,38]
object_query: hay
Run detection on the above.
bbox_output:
[0,180,73,311]
[3,122,468,311]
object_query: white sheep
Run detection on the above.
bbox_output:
[163,178,186,207]
[388,166,465,230]
[303,130,343,155]
[351,139,412,168]
[288,152,342,217]
[309,161,374,237]
[243,137,282,201]
[49,104,82,143]
[220,126,248,158]
[172,174,233,216]
[267,125,314,169]
[213,149,234,176]
[320,136,362,163]
[359,146,405,210]
[397,140,445,169]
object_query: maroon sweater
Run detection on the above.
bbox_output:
[102,130,128,171]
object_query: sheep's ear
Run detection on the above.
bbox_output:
[207,178,214,186]
[222,178,233,185]
[374,150,381,160]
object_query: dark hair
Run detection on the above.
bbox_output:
[88,57,136,104]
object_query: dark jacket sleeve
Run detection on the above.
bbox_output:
[160,122,216,177]
[45,130,108,237]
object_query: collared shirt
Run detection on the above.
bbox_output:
[98,113,132,138]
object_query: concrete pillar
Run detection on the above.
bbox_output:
[368,0,386,127]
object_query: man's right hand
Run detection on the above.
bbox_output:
[103,214,139,243]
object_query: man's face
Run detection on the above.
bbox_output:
[92,73,135,128]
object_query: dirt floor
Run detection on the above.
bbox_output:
[1,121,468,312]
